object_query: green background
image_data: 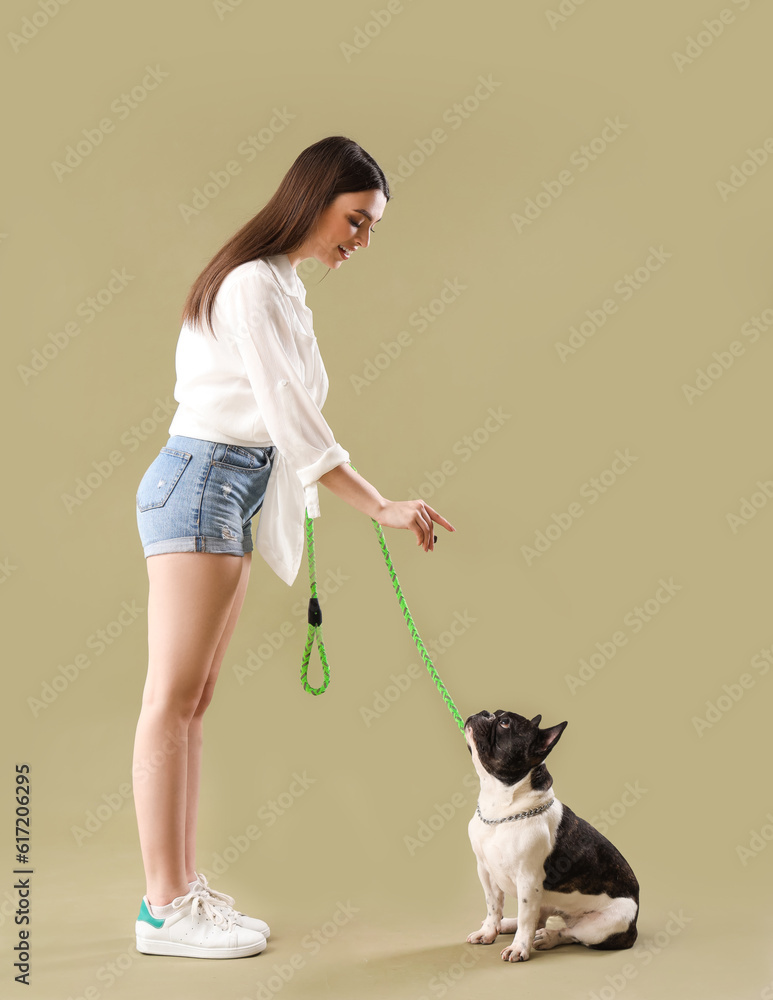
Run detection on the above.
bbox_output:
[2,0,772,997]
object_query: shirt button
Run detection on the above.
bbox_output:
[279,378,289,386]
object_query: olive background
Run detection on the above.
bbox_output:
[1,1,772,997]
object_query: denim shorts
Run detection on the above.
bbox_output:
[135,435,275,558]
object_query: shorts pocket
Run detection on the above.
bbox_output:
[136,448,192,511]
[213,445,273,472]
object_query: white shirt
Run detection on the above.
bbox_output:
[167,253,349,586]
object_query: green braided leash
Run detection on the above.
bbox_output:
[300,511,330,695]
[299,463,465,735]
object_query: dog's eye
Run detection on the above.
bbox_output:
[498,718,511,729]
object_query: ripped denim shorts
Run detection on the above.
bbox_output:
[135,435,275,558]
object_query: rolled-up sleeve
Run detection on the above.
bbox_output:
[225,268,349,513]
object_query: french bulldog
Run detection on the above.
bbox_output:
[464,709,639,963]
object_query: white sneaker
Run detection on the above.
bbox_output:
[135,888,267,959]
[192,872,271,939]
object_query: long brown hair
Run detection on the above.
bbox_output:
[180,135,391,337]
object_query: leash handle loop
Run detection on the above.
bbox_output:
[300,510,330,695]
[299,462,465,735]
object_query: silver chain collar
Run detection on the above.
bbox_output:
[476,798,554,825]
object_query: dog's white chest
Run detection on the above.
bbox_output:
[468,802,563,894]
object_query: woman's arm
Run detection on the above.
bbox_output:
[317,462,386,519]
[318,462,455,552]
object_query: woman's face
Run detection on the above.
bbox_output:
[309,189,388,268]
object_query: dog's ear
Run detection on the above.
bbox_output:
[530,714,542,727]
[532,721,568,759]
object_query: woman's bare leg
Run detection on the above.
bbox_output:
[184,552,252,882]
[132,551,246,907]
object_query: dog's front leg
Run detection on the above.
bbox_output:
[500,878,542,962]
[466,861,504,944]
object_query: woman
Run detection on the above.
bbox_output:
[132,135,455,959]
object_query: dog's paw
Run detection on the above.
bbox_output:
[501,941,530,962]
[466,925,500,944]
[533,927,562,951]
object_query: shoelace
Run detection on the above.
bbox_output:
[194,873,242,916]
[172,888,236,932]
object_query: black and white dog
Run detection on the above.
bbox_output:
[464,709,639,962]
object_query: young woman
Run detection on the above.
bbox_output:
[132,135,455,959]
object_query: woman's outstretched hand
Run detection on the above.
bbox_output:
[317,463,456,551]
[376,499,455,552]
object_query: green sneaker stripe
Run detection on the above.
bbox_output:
[138,898,165,928]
